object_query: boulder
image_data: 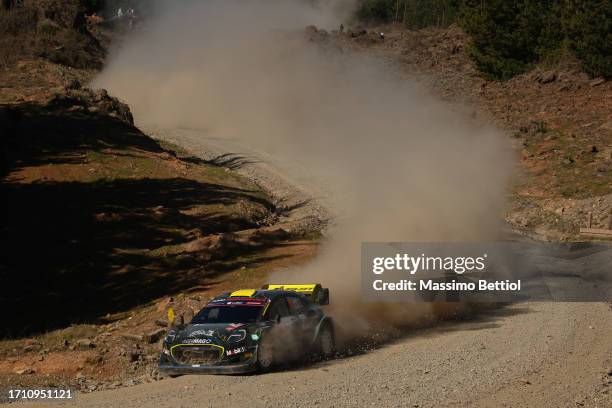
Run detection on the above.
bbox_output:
[537,71,557,84]
[76,339,96,349]
[147,328,166,344]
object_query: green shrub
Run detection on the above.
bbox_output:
[459,0,553,80]
[354,0,611,80]
[402,0,461,29]
[565,0,611,78]
[355,0,460,28]
[355,0,396,22]
[459,0,611,80]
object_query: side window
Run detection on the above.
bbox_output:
[286,296,307,315]
[266,298,289,320]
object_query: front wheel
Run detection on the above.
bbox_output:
[318,323,335,359]
[257,336,275,371]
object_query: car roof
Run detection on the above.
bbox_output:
[207,290,308,306]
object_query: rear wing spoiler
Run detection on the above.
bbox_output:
[262,283,329,305]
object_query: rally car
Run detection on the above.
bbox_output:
[158,284,334,375]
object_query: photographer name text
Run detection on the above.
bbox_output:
[372,279,521,291]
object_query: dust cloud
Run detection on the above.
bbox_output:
[94,0,513,341]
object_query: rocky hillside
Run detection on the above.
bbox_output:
[0,2,321,394]
[332,24,612,241]
[0,0,109,71]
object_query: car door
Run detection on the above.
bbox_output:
[286,295,319,348]
[263,297,301,361]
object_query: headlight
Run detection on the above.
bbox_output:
[227,329,246,343]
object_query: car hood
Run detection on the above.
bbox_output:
[174,323,252,344]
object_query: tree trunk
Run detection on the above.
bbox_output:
[396,0,400,22]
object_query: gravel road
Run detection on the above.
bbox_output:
[18,128,611,408]
[20,302,612,407]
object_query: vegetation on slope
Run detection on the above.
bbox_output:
[354,0,611,80]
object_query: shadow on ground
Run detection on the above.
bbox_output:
[0,102,282,338]
[0,101,164,178]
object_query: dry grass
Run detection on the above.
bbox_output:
[521,126,612,199]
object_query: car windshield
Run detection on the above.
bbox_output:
[191,305,263,324]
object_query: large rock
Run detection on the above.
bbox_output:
[48,88,134,124]
[76,338,96,349]
[536,71,557,84]
[147,328,166,344]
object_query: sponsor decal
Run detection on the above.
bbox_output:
[185,338,212,344]
[207,298,268,306]
[226,347,246,356]
[189,329,215,337]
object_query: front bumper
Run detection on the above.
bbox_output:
[158,346,258,375]
[159,361,258,375]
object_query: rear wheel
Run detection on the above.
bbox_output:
[318,323,335,359]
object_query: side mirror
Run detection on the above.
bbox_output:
[317,288,329,305]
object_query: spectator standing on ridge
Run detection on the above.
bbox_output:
[127,8,135,30]
[339,23,344,33]
[380,32,385,42]
[117,7,123,18]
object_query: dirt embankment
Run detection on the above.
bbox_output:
[0,35,323,398]
[330,24,612,241]
[0,82,317,391]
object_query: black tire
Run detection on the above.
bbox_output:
[256,335,275,371]
[318,323,335,359]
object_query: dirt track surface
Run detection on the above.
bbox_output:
[17,302,612,407]
[145,127,333,235]
[15,130,612,408]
